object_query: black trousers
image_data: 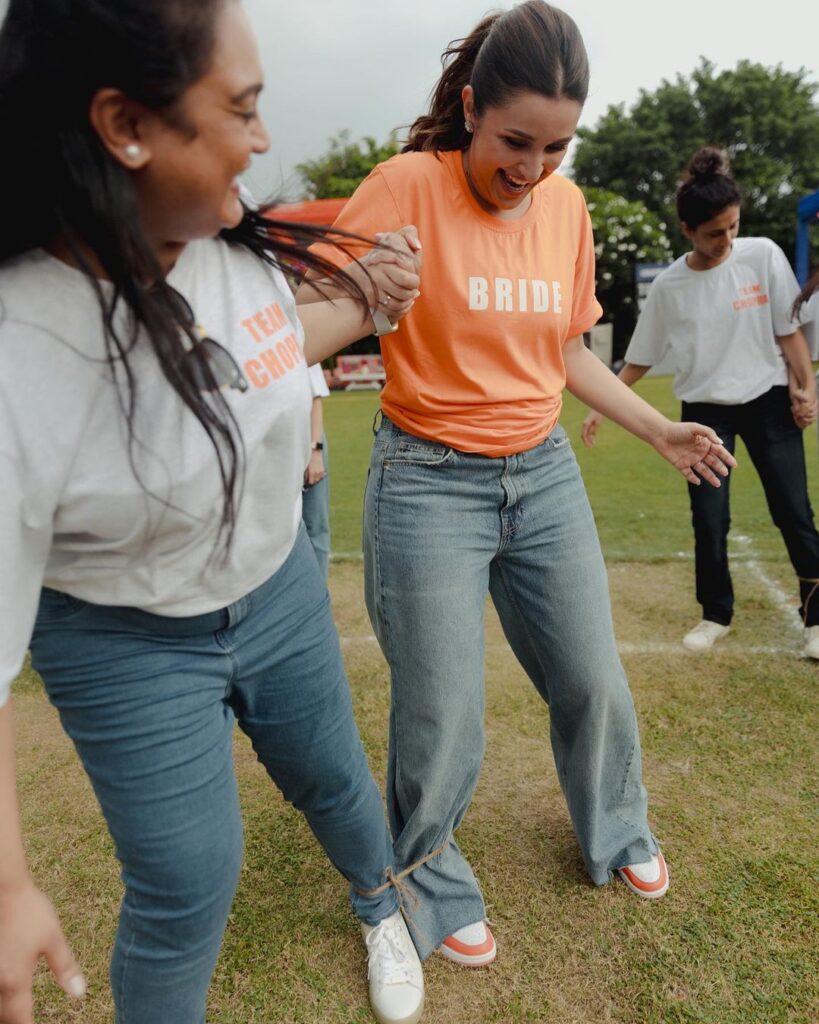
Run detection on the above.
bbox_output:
[682,386,819,627]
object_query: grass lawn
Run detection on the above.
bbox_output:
[13,376,819,1023]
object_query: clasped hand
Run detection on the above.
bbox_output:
[362,225,422,321]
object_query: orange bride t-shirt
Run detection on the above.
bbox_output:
[311,149,602,456]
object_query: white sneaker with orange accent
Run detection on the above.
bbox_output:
[438,920,497,966]
[617,850,669,899]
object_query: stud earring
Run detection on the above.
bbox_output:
[464,120,473,133]
[124,143,141,160]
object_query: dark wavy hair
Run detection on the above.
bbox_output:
[404,0,589,154]
[792,268,819,320]
[0,0,367,550]
[676,147,743,229]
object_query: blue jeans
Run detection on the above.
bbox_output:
[29,526,397,1024]
[302,431,331,580]
[363,416,656,959]
[682,386,819,626]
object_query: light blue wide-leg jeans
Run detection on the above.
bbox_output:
[29,526,397,1024]
[364,417,657,958]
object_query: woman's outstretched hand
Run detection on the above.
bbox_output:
[581,409,603,447]
[0,880,86,1023]
[653,422,736,486]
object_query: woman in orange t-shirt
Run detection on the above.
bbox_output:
[299,0,734,966]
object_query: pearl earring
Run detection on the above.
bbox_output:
[464,120,473,133]
[124,143,141,160]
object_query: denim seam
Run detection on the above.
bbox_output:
[214,631,240,696]
[492,558,549,698]
[370,441,414,828]
[116,894,140,1023]
[614,739,638,831]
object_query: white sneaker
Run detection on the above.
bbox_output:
[438,920,497,966]
[617,851,670,899]
[804,625,819,659]
[682,620,730,652]
[361,911,424,1024]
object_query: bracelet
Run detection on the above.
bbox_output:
[370,308,398,337]
[311,441,324,451]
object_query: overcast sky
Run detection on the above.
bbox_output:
[242,0,817,200]
[0,0,813,199]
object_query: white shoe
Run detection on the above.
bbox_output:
[438,920,497,966]
[361,911,424,1024]
[804,625,819,659]
[617,851,670,899]
[682,620,730,651]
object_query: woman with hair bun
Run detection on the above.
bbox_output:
[0,2,427,1023]
[583,146,819,658]
[301,2,736,966]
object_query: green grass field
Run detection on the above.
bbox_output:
[13,376,819,1023]
[326,378,819,560]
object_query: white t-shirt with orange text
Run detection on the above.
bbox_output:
[626,237,802,404]
[0,238,311,707]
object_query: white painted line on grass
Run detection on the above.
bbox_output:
[339,635,801,657]
[731,534,803,636]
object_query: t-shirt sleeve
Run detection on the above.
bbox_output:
[308,167,405,271]
[567,208,603,338]
[800,291,818,359]
[624,279,669,366]
[307,362,330,397]
[0,440,53,709]
[766,240,802,336]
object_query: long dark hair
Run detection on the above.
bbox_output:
[676,147,743,229]
[404,0,589,153]
[0,0,367,550]
[792,268,819,320]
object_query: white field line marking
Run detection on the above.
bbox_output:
[339,636,798,656]
[730,534,803,636]
[338,540,804,654]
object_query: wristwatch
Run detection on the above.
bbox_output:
[370,309,398,336]
[311,441,324,451]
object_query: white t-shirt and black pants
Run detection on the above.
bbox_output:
[626,237,819,628]
[302,363,331,578]
[0,239,398,1022]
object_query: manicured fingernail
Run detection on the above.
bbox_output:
[67,974,87,998]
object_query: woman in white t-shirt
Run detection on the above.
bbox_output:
[0,3,426,1024]
[302,363,332,578]
[583,147,819,658]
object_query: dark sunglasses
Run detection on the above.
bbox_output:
[164,285,249,394]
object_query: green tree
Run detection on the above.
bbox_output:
[581,188,673,358]
[572,60,819,263]
[297,130,399,199]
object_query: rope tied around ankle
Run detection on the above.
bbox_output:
[798,576,819,626]
[355,842,448,947]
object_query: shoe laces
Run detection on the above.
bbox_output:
[365,917,418,988]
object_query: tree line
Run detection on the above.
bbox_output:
[296,60,819,358]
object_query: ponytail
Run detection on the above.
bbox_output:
[404,1,588,155]
[404,15,497,153]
